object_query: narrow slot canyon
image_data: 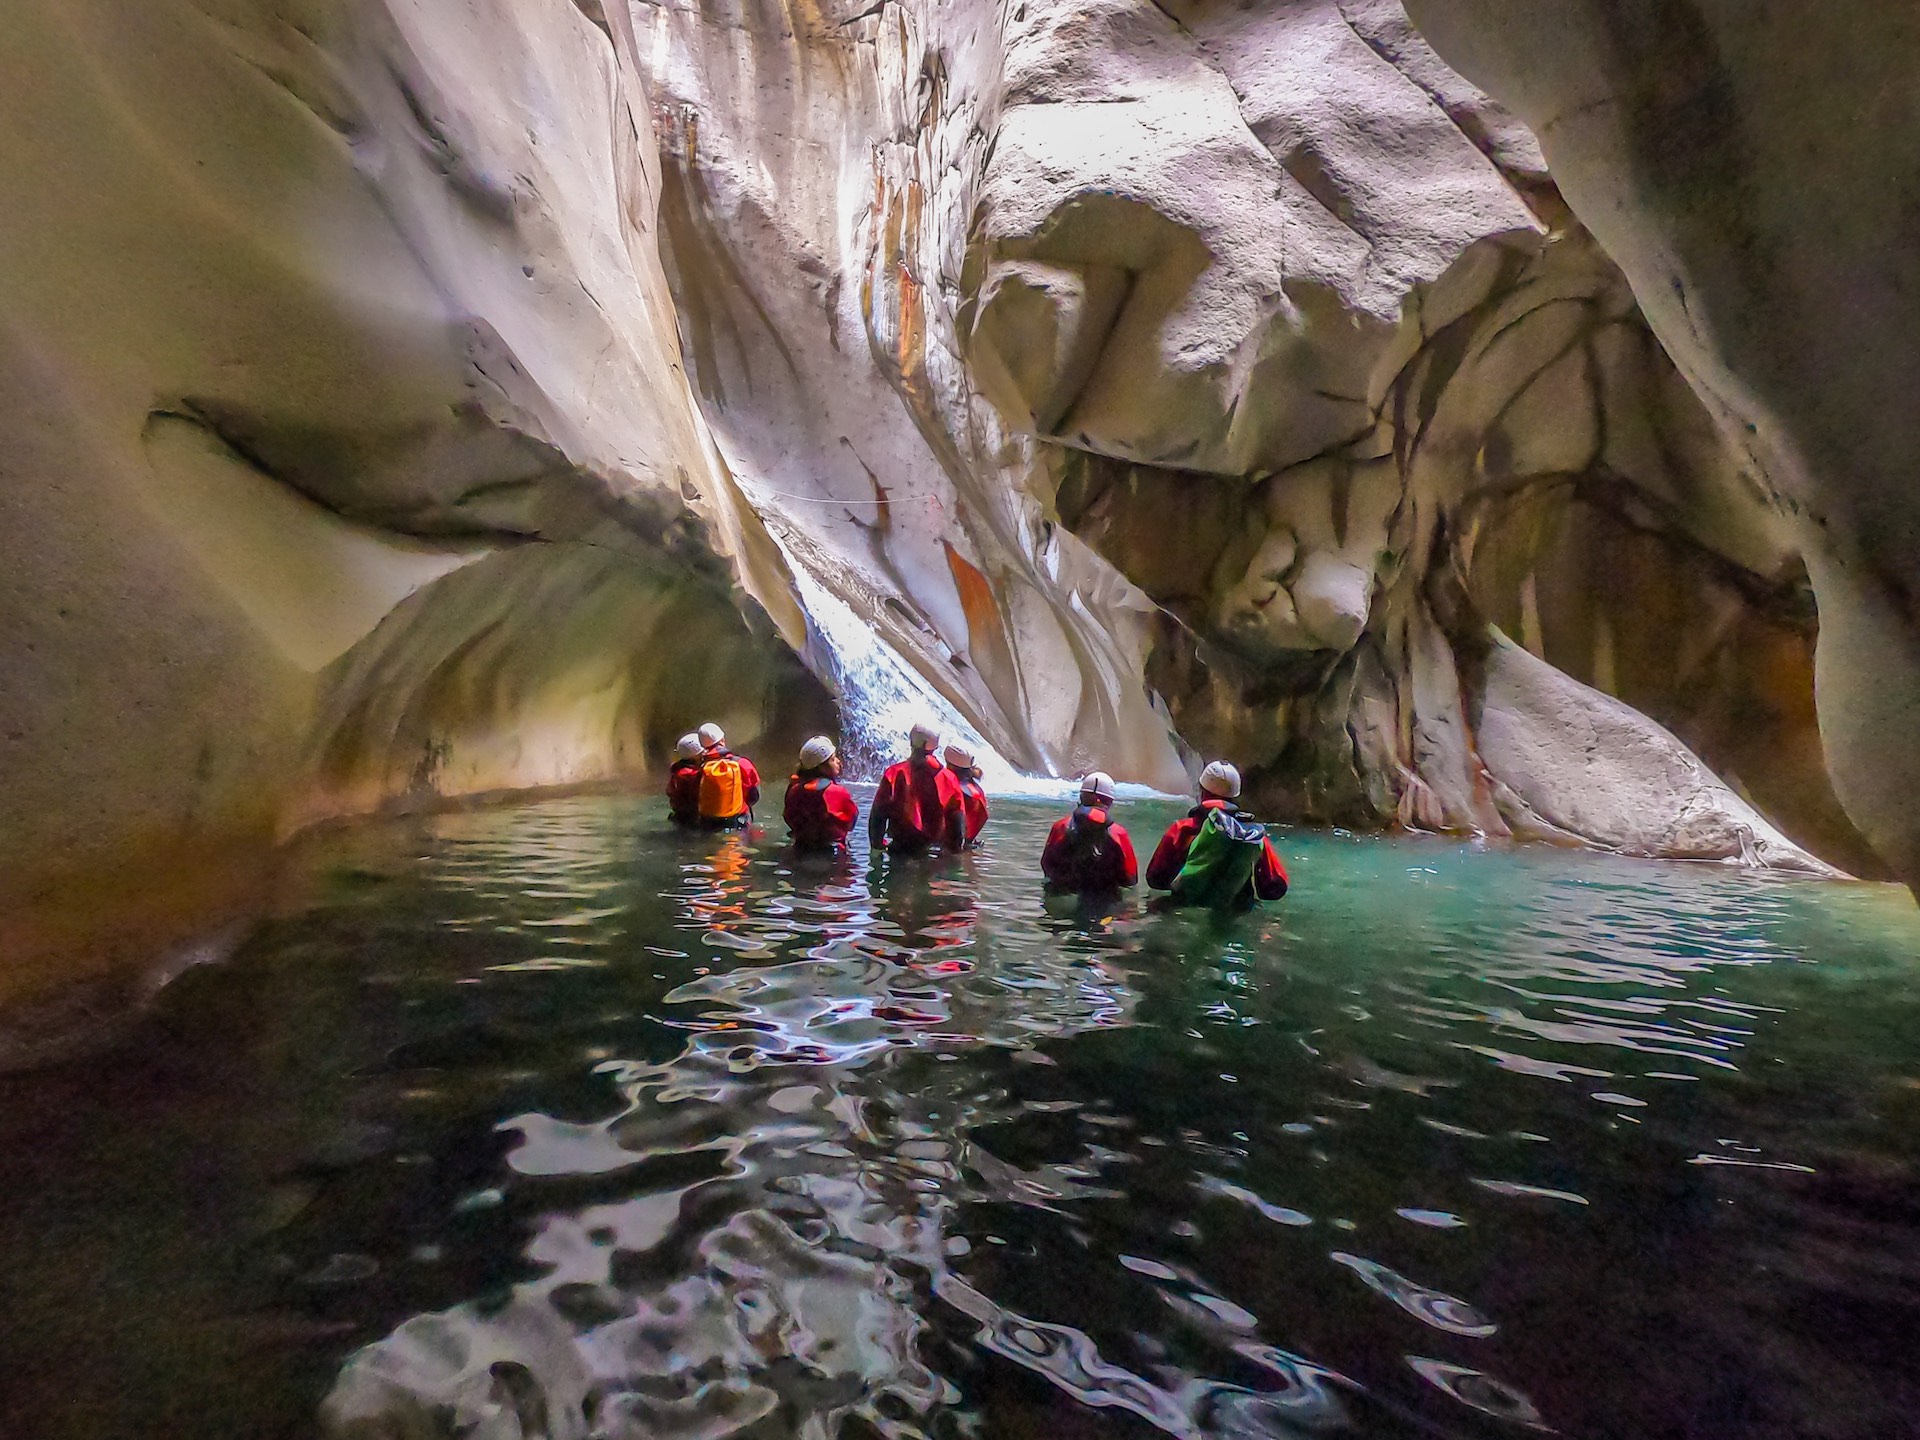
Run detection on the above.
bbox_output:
[2,3,1918,1438]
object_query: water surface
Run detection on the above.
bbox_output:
[2,791,1918,1440]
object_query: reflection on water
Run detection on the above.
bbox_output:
[2,792,1920,1440]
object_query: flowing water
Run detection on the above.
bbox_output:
[3,792,1919,1440]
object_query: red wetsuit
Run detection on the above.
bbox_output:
[1042,804,1139,892]
[869,753,965,850]
[1145,798,1289,900]
[666,759,703,825]
[784,771,859,851]
[955,774,990,846]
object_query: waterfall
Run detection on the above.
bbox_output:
[783,554,1070,795]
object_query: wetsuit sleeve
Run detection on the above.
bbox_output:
[740,756,762,807]
[868,771,892,847]
[962,786,988,844]
[666,768,698,818]
[1145,820,1192,890]
[781,781,803,838]
[825,782,859,837]
[1040,817,1072,884]
[1111,824,1140,888]
[1255,839,1290,900]
[938,770,967,849]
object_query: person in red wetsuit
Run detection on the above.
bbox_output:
[1042,771,1139,894]
[868,723,966,853]
[692,721,762,828]
[784,735,859,852]
[665,733,705,826]
[1145,761,1289,902]
[945,743,990,847]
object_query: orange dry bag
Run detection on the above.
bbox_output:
[698,754,747,820]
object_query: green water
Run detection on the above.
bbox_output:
[3,791,1919,1440]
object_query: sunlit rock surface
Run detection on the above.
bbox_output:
[633,0,1189,785]
[0,0,1900,1026]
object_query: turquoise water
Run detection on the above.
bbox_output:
[2,790,1919,1439]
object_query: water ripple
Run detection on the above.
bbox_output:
[49,789,1900,1440]
[1329,1252,1498,1337]
[1408,1356,1548,1429]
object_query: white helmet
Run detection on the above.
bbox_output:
[798,735,838,770]
[1079,770,1115,803]
[674,733,704,761]
[697,722,725,748]
[1199,760,1242,799]
[909,722,940,752]
[944,742,975,770]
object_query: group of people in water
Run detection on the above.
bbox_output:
[668,722,1289,908]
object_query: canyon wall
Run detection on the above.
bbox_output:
[1399,0,1920,888]
[1,0,1904,1033]
[624,0,1858,871]
[0,0,836,1027]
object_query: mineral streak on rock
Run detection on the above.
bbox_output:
[0,0,1906,1028]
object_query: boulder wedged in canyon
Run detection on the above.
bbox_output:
[1,0,1908,1038]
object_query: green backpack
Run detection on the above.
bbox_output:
[1171,807,1267,909]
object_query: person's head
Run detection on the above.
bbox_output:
[1199,760,1241,800]
[1079,770,1115,807]
[909,723,940,755]
[798,735,840,777]
[674,733,704,762]
[944,742,975,775]
[697,722,726,750]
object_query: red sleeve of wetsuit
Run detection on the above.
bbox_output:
[1040,817,1073,883]
[825,782,859,836]
[936,768,967,846]
[1111,824,1140,888]
[1145,819,1193,890]
[1255,839,1290,900]
[667,769,697,813]
[963,787,989,842]
[739,755,762,806]
[869,766,898,843]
